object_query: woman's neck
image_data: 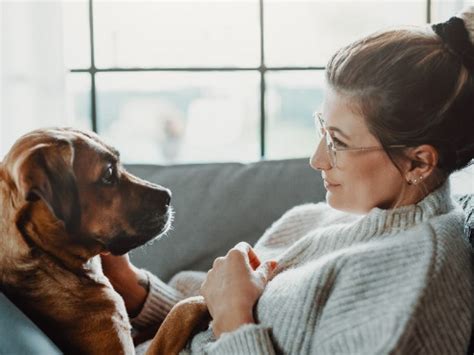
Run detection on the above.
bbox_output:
[392,174,446,210]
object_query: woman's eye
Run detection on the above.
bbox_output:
[101,166,116,185]
[332,137,347,148]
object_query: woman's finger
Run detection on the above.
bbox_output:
[232,242,261,270]
[212,256,225,268]
[256,260,278,282]
[247,248,261,270]
[234,242,252,253]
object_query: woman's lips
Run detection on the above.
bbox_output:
[323,179,340,189]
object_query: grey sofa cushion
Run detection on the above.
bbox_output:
[0,293,62,355]
[127,158,325,281]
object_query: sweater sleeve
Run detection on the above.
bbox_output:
[311,223,472,354]
[204,324,277,355]
[130,269,185,329]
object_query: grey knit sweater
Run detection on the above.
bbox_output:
[132,182,473,354]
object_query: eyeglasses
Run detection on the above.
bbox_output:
[314,112,407,168]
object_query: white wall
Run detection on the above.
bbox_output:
[0,1,66,159]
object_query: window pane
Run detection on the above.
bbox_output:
[266,70,325,159]
[93,1,260,68]
[264,0,426,67]
[62,0,90,69]
[96,72,260,164]
[65,73,92,130]
[432,0,471,23]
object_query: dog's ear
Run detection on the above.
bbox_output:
[15,140,80,233]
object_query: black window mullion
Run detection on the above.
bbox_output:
[259,0,265,158]
[89,0,97,133]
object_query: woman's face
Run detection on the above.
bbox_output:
[310,88,407,214]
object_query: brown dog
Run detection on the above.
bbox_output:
[144,296,210,355]
[0,128,172,354]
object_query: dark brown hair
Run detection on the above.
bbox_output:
[326,24,474,179]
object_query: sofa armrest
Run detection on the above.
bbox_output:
[0,293,62,355]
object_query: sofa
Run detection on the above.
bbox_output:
[0,158,472,354]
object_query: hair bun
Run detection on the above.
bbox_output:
[432,7,474,74]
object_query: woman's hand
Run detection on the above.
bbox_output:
[200,242,277,338]
[100,253,149,318]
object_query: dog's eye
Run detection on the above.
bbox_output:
[101,166,116,186]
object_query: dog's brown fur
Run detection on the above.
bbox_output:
[145,296,210,355]
[0,128,172,354]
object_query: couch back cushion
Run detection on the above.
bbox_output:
[127,158,325,281]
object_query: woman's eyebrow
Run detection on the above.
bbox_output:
[327,125,351,141]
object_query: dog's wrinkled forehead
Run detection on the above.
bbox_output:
[69,129,121,176]
[71,128,118,157]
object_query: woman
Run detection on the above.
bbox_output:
[102,7,474,354]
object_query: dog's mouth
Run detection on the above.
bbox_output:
[105,207,174,256]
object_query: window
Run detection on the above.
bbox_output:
[63,0,473,193]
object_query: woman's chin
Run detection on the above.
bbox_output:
[327,195,372,215]
[326,191,365,214]
[325,191,337,208]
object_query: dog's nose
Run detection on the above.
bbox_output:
[157,188,171,206]
[150,188,171,214]
[163,189,171,206]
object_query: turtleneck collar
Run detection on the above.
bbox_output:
[356,180,454,238]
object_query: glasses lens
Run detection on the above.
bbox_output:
[314,113,324,145]
[315,112,336,167]
[324,132,336,167]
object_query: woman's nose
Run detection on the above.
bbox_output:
[310,140,332,171]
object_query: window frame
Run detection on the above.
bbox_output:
[70,0,432,159]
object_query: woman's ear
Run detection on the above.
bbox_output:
[403,144,439,184]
